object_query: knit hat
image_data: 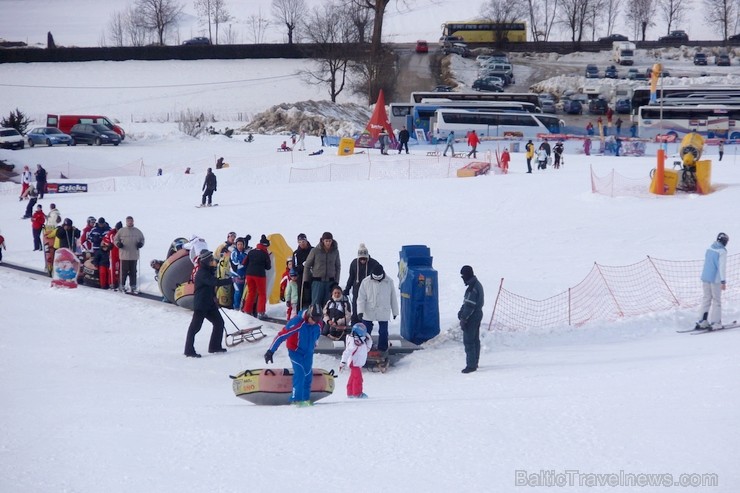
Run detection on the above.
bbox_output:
[460,265,474,283]
[357,243,369,259]
[198,250,214,264]
[371,264,385,281]
[297,233,307,241]
[98,217,106,225]
[259,234,270,247]
[115,221,123,229]
[321,232,333,241]
[63,218,73,226]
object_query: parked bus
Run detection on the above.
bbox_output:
[442,21,527,43]
[410,91,541,106]
[637,105,740,140]
[630,86,740,115]
[390,100,540,134]
[433,109,562,139]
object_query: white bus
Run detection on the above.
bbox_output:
[637,105,740,140]
[389,100,540,135]
[433,109,562,139]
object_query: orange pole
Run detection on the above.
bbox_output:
[655,147,665,195]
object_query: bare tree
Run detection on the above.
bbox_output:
[625,0,656,40]
[246,11,270,43]
[658,0,690,34]
[603,0,621,35]
[703,0,737,39]
[559,0,591,43]
[301,2,357,101]
[193,0,213,42]
[212,0,231,44]
[272,0,306,44]
[135,0,184,45]
[526,0,560,41]
[348,6,373,44]
[108,11,126,47]
[480,0,529,46]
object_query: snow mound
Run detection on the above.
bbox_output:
[242,100,372,137]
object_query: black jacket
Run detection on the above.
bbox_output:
[458,276,484,326]
[55,226,81,250]
[344,256,380,297]
[292,243,313,279]
[243,245,271,277]
[398,129,410,143]
[193,264,231,312]
[202,171,217,191]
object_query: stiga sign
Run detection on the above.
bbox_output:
[47,183,88,193]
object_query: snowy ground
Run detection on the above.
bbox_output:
[2,43,740,493]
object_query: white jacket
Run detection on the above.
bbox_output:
[184,237,209,265]
[357,275,399,322]
[341,335,372,367]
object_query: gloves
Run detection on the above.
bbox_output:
[339,362,346,372]
[264,350,274,364]
[136,241,144,249]
[116,240,124,248]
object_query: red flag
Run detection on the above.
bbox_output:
[355,89,396,148]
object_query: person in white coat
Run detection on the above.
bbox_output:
[340,323,373,398]
[356,264,399,353]
[297,129,306,151]
[184,235,209,265]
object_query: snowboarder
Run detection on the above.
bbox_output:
[184,250,232,357]
[696,233,729,330]
[340,323,373,399]
[458,265,484,373]
[201,168,217,207]
[263,305,323,407]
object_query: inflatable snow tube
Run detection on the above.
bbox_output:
[231,368,336,406]
[158,248,192,303]
[174,282,194,310]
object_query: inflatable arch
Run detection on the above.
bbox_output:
[231,368,335,405]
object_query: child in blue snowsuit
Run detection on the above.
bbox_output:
[264,306,322,406]
[229,237,249,309]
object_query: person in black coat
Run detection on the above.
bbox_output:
[343,243,380,324]
[201,167,217,207]
[398,126,410,154]
[184,250,232,357]
[35,165,48,199]
[458,265,484,374]
[292,233,313,309]
[54,218,81,250]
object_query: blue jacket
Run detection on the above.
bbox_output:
[446,132,455,144]
[269,313,321,355]
[701,241,727,284]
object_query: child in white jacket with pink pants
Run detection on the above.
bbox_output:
[340,323,373,398]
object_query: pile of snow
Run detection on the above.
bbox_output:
[242,100,371,137]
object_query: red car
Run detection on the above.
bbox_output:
[415,40,428,53]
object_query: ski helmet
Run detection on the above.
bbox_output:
[717,232,729,246]
[351,323,367,338]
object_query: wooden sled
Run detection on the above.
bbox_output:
[426,151,440,157]
[366,349,390,373]
[225,324,266,347]
[230,368,336,405]
[453,152,467,158]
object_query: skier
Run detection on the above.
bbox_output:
[201,168,217,207]
[340,323,373,399]
[696,233,729,330]
[553,141,564,169]
[184,250,232,357]
[263,305,323,407]
[458,265,484,373]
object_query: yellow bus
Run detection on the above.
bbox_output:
[442,21,527,43]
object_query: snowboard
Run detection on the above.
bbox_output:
[196,204,219,208]
[691,321,739,335]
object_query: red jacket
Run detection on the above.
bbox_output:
[501,150,511,165]
[467,132,480,147]
[32,210,46,229]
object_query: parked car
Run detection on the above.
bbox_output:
[562,99,583,115]
[585,64,600,78]
[433,85,453,92]
[415,40,428,53]
[588,98,609,115]
[693,53,708,65]
[729,33,740,42]
[604,65,618,78]
[626,68,639,79]
[646,67,671,78]
[26,127,73,147]
[444,42,471,57]
[69,123,121,146]
[476,55,492,64]
[540,99,557,113]
[479,70,512,86]
[598,33,628,42]
[182,37,210,46]
[716,54,731,66]
[0,127,25,150]
[439,35,464,44]
[615,98,632,114]
[472,77,504,92]
[658,30,688,42]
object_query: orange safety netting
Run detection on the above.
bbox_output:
[489,254,740,331]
